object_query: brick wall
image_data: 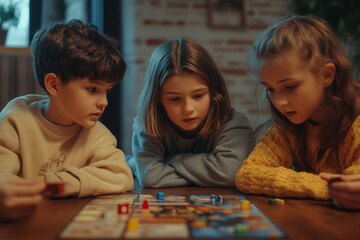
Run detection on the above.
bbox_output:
[120,0,290,154]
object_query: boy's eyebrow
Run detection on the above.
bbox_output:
[88,80,114,87]
[162,87,208,94]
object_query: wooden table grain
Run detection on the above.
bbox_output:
[1,186,359,240]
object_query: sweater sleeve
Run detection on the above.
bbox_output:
[167,112,254,187]
[131,118,192,188]
[45,125,134,198]
[235,125,329,200]
[342,117,360,175]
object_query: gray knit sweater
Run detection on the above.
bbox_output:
[127,111,254,188]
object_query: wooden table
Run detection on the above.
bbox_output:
[1,186,359,240]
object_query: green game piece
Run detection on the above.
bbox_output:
[235,223,249,235]
[268,199,277,205]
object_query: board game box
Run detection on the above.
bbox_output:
[59,193,287,239]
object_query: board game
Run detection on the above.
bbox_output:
[59,193,287,239]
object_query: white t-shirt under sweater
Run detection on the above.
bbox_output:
[0,94,133,198]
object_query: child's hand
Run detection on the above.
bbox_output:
[321,174,360,210]
[0,176,46,220]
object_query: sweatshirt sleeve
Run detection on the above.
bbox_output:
[235,125,329,200]
[45,126,134,198]
[131,118,192,188]
[0,118,22,176]
[0,100,26,177]
[167,112,254,187]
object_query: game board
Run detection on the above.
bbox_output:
[59,193,287,239]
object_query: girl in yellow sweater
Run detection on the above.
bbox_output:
[235,15,360,210]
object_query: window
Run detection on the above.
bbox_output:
[3,0,29,47]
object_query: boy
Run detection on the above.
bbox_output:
[0,20,133,220]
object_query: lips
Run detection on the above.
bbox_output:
[182,117,196,123]
[284,111,296,118]
[91,112,102,118]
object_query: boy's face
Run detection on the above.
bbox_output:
[49,77,112,128]
[160,72,210,132]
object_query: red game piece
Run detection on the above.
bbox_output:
[44,182,65,194]
[142,199,149,209]
[118,203,129,214]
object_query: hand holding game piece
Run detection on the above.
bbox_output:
[0,175,46,220]
[321,174,360,210]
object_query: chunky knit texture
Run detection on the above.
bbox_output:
[236,117,360,200]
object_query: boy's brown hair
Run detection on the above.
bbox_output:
[31,19,126,92]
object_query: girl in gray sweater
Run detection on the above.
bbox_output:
[127,38,254,188]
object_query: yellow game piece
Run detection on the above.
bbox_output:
[275,198,285,205]
[241,200,251,210]
[269,198,285,205]
[127,218,139,231]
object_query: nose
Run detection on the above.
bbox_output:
[274,93,288,110]
[182,98,194,114]
[97,94,108,110]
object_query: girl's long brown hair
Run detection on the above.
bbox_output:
[250,15,359,172]
[137,38,233,137]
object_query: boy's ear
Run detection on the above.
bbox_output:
[322,63,336,87]
[44,73,61,96]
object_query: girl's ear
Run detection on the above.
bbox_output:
[322,63,336,87]
[44,73,61,96]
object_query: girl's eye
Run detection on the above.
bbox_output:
[87,87,96,93]
[169,97,180,101]
[286,84,297,90]
[265,88,274,93]
[194,94,204,99]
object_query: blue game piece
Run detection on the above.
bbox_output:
[156,192,164,200]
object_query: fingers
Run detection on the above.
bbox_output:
[330,180,360,192]
[321,173,341,182]
[337,174,360,182]
[2,194,43,208]
[328,181,360,211]
[322,174,360,184]
[5,178,46,196]
[0,188,44,221]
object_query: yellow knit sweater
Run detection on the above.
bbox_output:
[235,117,360,200]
